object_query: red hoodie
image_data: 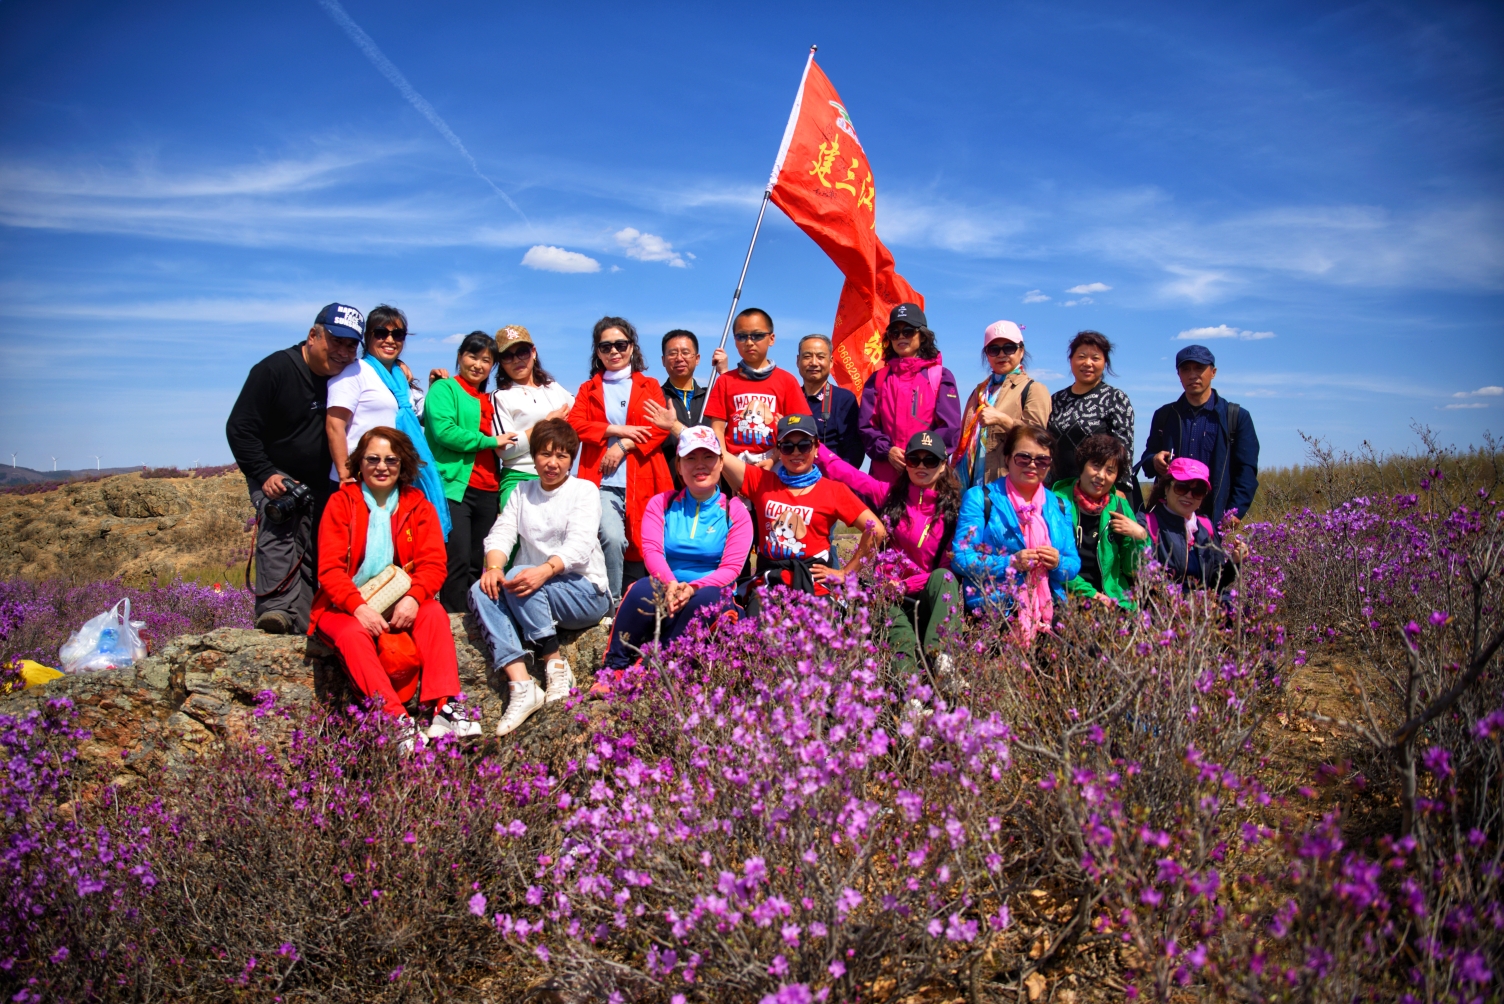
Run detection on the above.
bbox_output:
[308,483,449,634]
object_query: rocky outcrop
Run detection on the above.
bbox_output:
[4,614,612,781]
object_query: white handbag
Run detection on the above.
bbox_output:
[358,565,413,616]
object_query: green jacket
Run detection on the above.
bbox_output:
[422,378,499,502]
[1051,478,1149,605]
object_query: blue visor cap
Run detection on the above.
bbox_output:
[315,303,365,343]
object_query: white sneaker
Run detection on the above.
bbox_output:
[427,701,483,739]
[496,679,545,736]
[544,658,576,703]
[395,717,423,754]
[932,652,967,693]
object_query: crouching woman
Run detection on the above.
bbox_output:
[309,426,475,749]
[952,425,1081,645]
[1051,433,1149,608]
[1144,457,1248,593]
[469,419,612,736]
[599,425,754,690]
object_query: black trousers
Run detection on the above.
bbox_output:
[441,486,500,613]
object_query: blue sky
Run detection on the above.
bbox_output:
[1,0,1500,470]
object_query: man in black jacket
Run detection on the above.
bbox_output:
[658,329,727,482]
[226,304,362,633]
[797,334,865,469]
[1138,343,1260,526]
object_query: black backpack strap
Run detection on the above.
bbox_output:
[1019,379,1035,412]
[1225,401,1240,442]
[983,484,993,528]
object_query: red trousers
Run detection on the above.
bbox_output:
[317,599,461,717]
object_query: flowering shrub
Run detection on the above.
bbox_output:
[0,467,1498,1001]
[0,577,253,669]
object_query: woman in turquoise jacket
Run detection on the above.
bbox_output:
[953,425,1080,644]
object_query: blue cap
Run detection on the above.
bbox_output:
[314,303,365,343]
[1175,344,1216,368]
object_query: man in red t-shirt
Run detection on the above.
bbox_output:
[702,308,812,463]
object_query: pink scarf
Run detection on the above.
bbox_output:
[1006,478,1053,645]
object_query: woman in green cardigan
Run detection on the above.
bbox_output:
[1051,433,1149,608]
[424,331,504,612]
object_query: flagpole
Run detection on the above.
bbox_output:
[705,44,817,399]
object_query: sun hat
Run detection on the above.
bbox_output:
[1175,344,1215,368]
[984,320,1025,347]
[676,424,723,457]
[1166,457,1211,489]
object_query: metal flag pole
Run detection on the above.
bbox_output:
[704,44,817,399]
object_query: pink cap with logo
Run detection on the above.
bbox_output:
[676,424,723,457]
[984,320,1025,346]
[1166,457,1211,489]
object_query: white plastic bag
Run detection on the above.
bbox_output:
[59,599,147,673]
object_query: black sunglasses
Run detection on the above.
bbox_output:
[1172,480,1209,499]
[370,327,407,342]
[499,345,533,363]
[777,438,815,455]
[985,341,1022,357]
[1010,451,1052,469]
[596,339,633,355]
[904,453,943,469]
[733,330,772,343]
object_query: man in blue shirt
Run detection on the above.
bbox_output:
[1139,344,1260,525]
[797,334,865,469]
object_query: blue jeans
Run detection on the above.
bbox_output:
[598,486,627,604]
[603,577,734,670]
[468,567,610,669]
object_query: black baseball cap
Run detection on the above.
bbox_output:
[1175,344,1216,368]
[905,430,946,460]
[888,303,927,331]
[775,414,817,441]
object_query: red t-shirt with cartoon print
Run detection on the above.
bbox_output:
[741,465,870,563]
[703,367,811,457]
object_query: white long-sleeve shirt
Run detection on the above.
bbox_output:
[492,381,575,476]
[482,476,608,595]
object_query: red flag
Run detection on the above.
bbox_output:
[768,55,922,392]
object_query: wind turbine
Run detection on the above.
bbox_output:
[93,456,101,471]
[9,454,15,468]
[51,456,57,472]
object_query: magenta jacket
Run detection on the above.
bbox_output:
[858,353,962,484]
[817,444,951,596]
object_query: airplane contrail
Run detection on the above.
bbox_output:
[315,0,528,224]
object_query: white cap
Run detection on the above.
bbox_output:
[676,424,723,457]
[984,320,1025,346]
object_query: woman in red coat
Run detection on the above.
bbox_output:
[569,316,675,603]
[309,426,477,749]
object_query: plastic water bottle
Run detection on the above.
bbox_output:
[98,626,119,657]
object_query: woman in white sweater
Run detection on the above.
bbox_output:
[469,418,610,736]
[490,325,574,516]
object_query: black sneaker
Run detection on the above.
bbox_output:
[255,610,294,635]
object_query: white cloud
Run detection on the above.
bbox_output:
[1176,324,1277,341]
[1452,385,1504,398]
[615,227,686,267]
[1022,289,1051,303]
[443,333,467,344]
[1065,282,1111,294]
[1444,402,1490,410]
[521,245,600,273]
[1061,297,1094,307]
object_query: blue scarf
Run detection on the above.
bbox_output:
[354,484,399,587]
[364,357,452,539]
[775,463,822,489]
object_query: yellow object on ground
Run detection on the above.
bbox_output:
[18,660,64,688]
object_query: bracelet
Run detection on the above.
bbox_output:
[485,565,504,571]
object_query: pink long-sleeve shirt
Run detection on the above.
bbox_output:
[640,488,754,589]
[816,444,950,595]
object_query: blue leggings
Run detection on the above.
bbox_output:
[604,577,733,670]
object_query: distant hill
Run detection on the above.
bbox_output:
[0,465,145,488]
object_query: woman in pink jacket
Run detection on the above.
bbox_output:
[819,428,963,678]
[858,302,962,487]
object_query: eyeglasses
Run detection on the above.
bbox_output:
[1010,452,1052,469]
[733,330,771,343]
[1171,480,1209,499]
[777,438,815,455]
[370,327,407,343]
[596,339,633,355]
[362,455,400,468]
[663,349,698,360]
[499,346,533,364]
[905,453,943,469]
[985,341,1022,357]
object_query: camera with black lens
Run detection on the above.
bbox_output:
[264,479,314,524]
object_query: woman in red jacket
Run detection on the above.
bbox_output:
[569,316,675,603]
[309,426,476,749]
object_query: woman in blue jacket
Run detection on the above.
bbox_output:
[953,425,1080,644]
